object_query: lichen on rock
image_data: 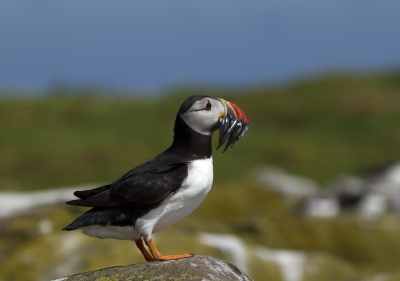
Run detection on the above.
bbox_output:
[53,255,253,281]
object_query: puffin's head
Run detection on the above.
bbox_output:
[178,95,250,152]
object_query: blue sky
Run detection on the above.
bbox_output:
[1,0,400,93]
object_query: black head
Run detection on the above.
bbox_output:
[177,95,250,152]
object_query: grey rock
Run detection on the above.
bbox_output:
[54,255,253,281]
[0,185,98,219]
[255,166,318,201]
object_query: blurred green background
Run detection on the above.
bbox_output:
[2,71,400,281]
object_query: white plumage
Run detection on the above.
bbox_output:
[81,157,214,240]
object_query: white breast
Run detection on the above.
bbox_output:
[135,157,214,237]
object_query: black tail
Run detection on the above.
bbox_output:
[62,206,144,231]
[73,184,111,199]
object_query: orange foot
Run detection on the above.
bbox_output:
[135,237,193,261]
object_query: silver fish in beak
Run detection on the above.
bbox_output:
[216,99,250,152]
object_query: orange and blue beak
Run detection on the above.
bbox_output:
[217,99,250,152]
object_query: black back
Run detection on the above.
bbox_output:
[63,96,213,230]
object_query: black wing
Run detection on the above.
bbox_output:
[66,154,188,208]
[73,184,112,199]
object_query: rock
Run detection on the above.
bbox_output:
[325,175,366,209]
[255,247,306,281]
[302,195,340,218]
[255,166,318,203]
[53,255,253,281]
[198,233,247,272]
[0,185,98,219]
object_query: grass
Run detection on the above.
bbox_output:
[2,71,400,191]
[2,71,400,280]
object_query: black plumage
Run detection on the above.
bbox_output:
[63,97,213,231]
[62,95,249,261]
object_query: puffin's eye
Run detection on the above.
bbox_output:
[205,101,212,110]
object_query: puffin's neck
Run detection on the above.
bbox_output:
[167,115,213,160]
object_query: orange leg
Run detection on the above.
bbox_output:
[143,237,193,261]
[135,238,155,261]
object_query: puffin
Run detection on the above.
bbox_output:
[63,95,250,261]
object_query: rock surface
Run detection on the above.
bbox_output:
[53,255,253,281]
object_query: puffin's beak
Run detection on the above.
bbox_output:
[216,99,250,152]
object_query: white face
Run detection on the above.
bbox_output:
[179,97,226,136]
